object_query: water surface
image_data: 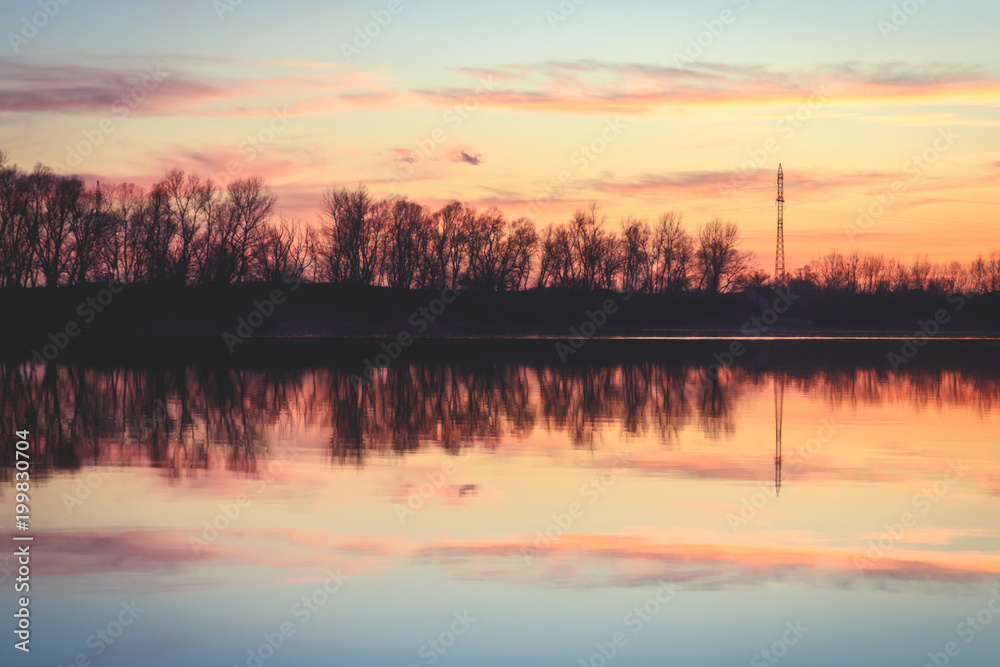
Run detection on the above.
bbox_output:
[1,343,998,666]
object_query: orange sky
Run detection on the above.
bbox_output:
[2,2,998,269]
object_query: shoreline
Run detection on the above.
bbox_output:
[4,329,1000,366]
[3,284,998,357]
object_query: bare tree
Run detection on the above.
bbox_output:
[96,182,138,283]
[650,212,691,294]
[537,223,574,289]
[909,255,932,291]
[506,217,538,291]
[227,176,276,283]
[859,253,889,294]
[568,203,615,290]
[162,169,215,285]
[694,218,755,294]
[135,183,176,284]
[383,198,429,289]
[463,207,537,291]
[816,251,848,293]
[0,152,34,287]
[419,201,471,290]
[318,185,387,286]
[969,252,1000,293]
[66,181,113,284]
[6,154,999,299]
[741,269,771,288]
[33,168,85,288]
[253,218,310,283]
[619,216,651,294]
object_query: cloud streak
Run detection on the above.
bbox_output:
[453,151,483,166]
[17,527,998,592]
[420,61,1000,116]
[0,58,392,117]
[8,57,999,120]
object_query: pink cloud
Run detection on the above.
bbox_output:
[9,522,996,594]
[0,59,392,118]
[418,61,1000,116]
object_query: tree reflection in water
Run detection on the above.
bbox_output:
[1,349,997,479]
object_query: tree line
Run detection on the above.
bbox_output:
[2,152,996,295]
[0,153,308,288]
[792,250,1000,296]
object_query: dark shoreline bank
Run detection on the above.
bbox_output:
[4,334,1000,371]
[2,283,998,363]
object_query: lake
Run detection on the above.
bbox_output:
[1,340,998,666]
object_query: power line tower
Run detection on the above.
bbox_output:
[775,164,786,287]
[774,373,784,497]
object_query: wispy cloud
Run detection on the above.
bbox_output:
[856,112,1000,127]
[420,61,1000,116]
[0,57,392,117]
[8,56,998,121]
[21,528,999,591]
[453,151,483,166]
[391,148,418,164]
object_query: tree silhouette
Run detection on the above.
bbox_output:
[0,152,996,297]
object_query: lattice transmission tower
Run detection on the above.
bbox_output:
[774,373,784,497]
[775,164,786,286]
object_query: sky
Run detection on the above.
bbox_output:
[1,0,999,269]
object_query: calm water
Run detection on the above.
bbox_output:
[1,343,999,666]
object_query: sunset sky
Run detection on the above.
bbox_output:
[2,0,998,268]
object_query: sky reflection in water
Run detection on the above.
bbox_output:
[1,350,999,666]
